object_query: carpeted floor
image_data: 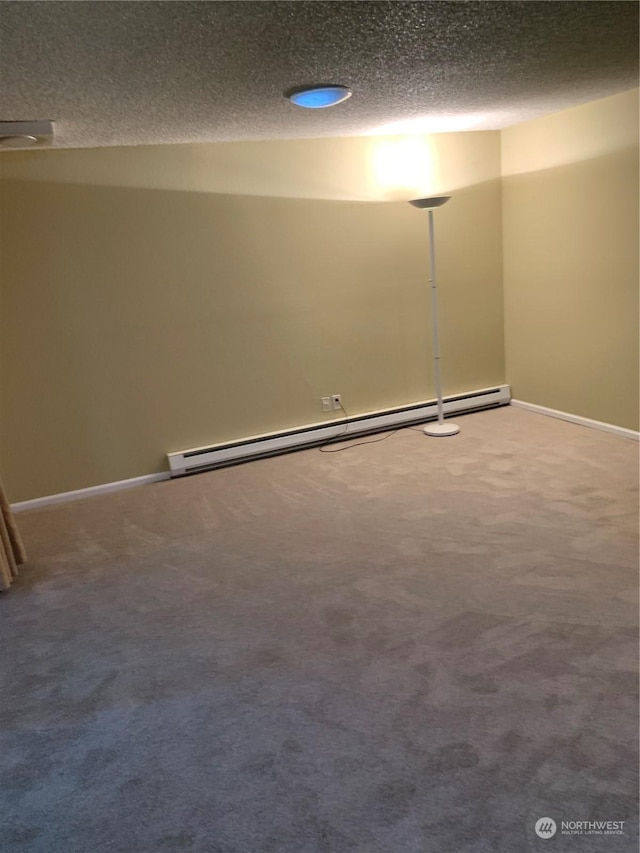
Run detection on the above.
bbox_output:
[1,406,638,853]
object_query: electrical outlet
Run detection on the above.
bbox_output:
[331,394,342,411]
[321,397,332,413]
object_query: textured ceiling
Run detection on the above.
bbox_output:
[0,1,638,150]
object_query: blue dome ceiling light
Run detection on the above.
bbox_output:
[287,85,352,109]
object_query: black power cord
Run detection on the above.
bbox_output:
[318,401,408,453]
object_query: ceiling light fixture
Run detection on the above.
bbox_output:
[286,86,352,109]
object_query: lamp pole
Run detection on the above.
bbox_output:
[409,196,460,437]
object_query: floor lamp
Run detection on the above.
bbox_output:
[409,196,460,436]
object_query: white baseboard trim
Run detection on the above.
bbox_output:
[11,472,171,513]
[11,396,634,511]
[10,386,510,511]
[510,400,640,441]
[167,385,511,477]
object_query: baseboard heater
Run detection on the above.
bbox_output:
[167,385,510,478]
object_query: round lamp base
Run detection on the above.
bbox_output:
[423,422,460,437]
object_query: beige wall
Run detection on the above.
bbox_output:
[502,90,639,430]
[3,88,638,505]
[0,131,500,202]
[0,132,504,501]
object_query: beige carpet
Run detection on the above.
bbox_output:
[1,406,638,852]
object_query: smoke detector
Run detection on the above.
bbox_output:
[0,121,54,150]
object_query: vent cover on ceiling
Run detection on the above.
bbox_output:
[0,120,54,149]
